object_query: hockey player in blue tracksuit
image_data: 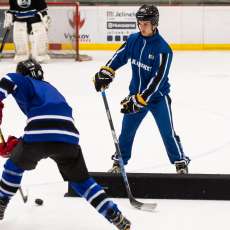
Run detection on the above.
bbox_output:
[94,4,190,174]
[0,59,130,230]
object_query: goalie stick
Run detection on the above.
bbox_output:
[0,27,11,55]
[101,90,157,212]
[0,129,28,203]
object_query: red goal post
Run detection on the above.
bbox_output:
[48,1,91,61]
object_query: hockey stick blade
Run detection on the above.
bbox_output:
[130,197,157,212]
[125,178,157,212]
[121,162,157,212]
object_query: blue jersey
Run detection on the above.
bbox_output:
[9,0,47,20]
[106,30,172,103]
[0,73,79,144]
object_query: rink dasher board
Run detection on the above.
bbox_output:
[65,172,230,200]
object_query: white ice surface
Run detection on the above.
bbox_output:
[0,51,230,229]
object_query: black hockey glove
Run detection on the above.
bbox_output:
[94,66,115,92]
[120,94,147,114]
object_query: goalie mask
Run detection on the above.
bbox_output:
[136,4,159,26]
[16,58,44,80]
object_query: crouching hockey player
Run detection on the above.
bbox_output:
[0,59,130,230]
[3,0,51,63]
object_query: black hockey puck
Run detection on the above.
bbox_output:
[35,198,43,206]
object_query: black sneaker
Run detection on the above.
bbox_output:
[108,161,121,173]
[0,197,9,220]
[106,208,131,230]
[175,160,188,174]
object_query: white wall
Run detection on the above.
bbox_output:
[1,5,229,46]
[47,5,230,45]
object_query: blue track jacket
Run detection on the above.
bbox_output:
[106,29,172,103]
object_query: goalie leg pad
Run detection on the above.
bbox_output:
[30,22,50,63]
[13,21,30,62]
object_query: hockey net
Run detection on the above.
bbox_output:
[0,1,92,61]
[48,1,92,61]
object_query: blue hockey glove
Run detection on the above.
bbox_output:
[93,66,115,92]
[120,94,147,114]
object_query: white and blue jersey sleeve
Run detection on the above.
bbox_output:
[0,75,17,100]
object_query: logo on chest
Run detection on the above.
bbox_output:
[131,59,152,72]
[17,0,31,8]
[148,54,155,60]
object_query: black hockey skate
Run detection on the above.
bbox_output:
[108,153,121,173]
[106,208,131,230]
[108,161,121,173]
[175,160,188,174]
[0,197,9,220]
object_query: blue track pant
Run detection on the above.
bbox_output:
[118,95,190,165]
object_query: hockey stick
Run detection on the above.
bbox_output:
[101,90,157,212]
[0,27,11,55]
[0,129,28,203]
[18,186,28,203]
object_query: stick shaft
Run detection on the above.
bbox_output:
[100,91,157,211]
[0,27,10,54]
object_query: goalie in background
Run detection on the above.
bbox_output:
[3,0,51,63]
[0,59,130,230]
[94,5,190,174]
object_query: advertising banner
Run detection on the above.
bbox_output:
[103,6,138,43]
[1,5,230,51]
[48,6,139,45]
